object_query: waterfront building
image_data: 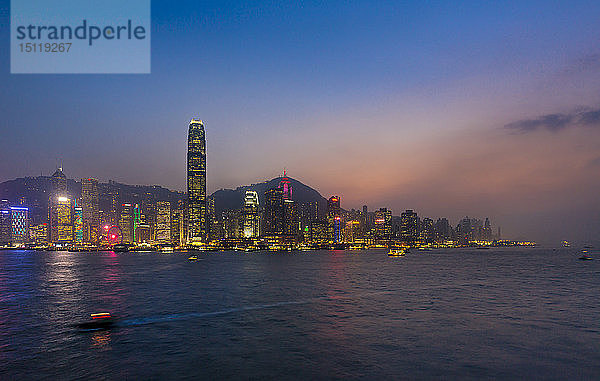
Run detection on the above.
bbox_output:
[187,119,207,245]
[31,223,48,245]
[374,208,392,241]
[243,191,260,238]
[118,203,133,244]
[264,188,285,235]
[81,178,99,244]
[49,196,73,244]
[155,201,171,244]
[73,206,83,243]
[0,199,10,245]
[327,196,341,243]
[283,199,299,238]
[10,206,29,245]
[400,209,419,242]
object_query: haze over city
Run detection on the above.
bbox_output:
[1,1,599,244]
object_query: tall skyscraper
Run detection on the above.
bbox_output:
[10,206,29,245]
[400,210,419,242]
[374,207,392,240]
[49,196,73,244]
[187,119,207,245]
[81,178,99,244]
[0,200,10,245]
[155,201,171,244]
[327,196,341,243]
[119,203,133,244]
[243,190,260,238]
[278,170,292,200]
[264,188,284,235]
[51,167,67,195]
[73,206,83,243]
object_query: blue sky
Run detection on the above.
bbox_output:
[1,0,600,243]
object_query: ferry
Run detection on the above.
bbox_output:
[388,248,406,257]
[76,312,116,331]
[188,256,198,261]
[579,250,593,260]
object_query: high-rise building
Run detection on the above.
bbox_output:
[243,191,260,238]
[187,119,207,245]
[374,208,392,240]
[284,199,299,237]
[133,204,141,243]
[10,206,29,245]
[119,203,133,244]
[155,201,171,244]
[51,167,67,195]
[264,188,284,235]
[73,206,83,243]
[327,196,341,243]
[400,210,419,242]
[49,196,73,244]
[81,178,99,244]
[171,200,187,247]
[278,170,292,200]
[0,200,10,245]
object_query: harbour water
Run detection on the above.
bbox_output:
[1,248,598,379]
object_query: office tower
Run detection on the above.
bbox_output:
[187,119,207,245]
[31,223,48,245]
[420,217,434,242]
[10,206,29,245]
[278,170,292,200]
[327,196,341,243]
[118,203,133,244]
[483,218,492,241]
[309,220,328,244]
[243,190,260,238]
[133,204,141,243]
[81,178,99,244]
[223,209,244,238]
[344,220,361,243]
[435,218,451,241]
[51,167,67,195]
[171,200,187,247]
[362,205,368,234]
[400,209,419,242]
[284,199,299,237]
[49,196,73,244]
[374,208,392,240]
[264,188,284,235]
[73,206,83,243]
[155,201,171,244]
[0,200,10,245]
[457,217,473,242]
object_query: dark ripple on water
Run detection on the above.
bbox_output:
[1,248,600,379]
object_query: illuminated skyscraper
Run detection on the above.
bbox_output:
[264,188,284,235]
[400,210,419,242]
[10,207,29,245]
[81,178,99,244]
[73,206,83,243]
[155,201,171,244]
[49,196,73,244]
[0,200,10,245]
[374,208,392,240]
[119,203,133,244]
[51,167,67,195]
[327,196,341,243]
[278,170,292,200]
[243,191,260,238]
[187,119,207,245]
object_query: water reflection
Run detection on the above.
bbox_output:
[91,330,112,350]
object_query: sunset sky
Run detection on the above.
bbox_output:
[1,1,599,243]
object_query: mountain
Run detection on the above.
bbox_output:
[210,177,328,216]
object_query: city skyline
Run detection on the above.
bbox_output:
[1,2,599,244]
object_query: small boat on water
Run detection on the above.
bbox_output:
[112,244,129,252]
[579,250,593,260]
[388,248,406,257]
[188,256,198,261]
[76,312,116,331]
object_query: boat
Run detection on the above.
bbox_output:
[76,312,116,331]
[388,248,406,257]
[112,244,129,252]
[188,256,198,261]
[579,250,593,260]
